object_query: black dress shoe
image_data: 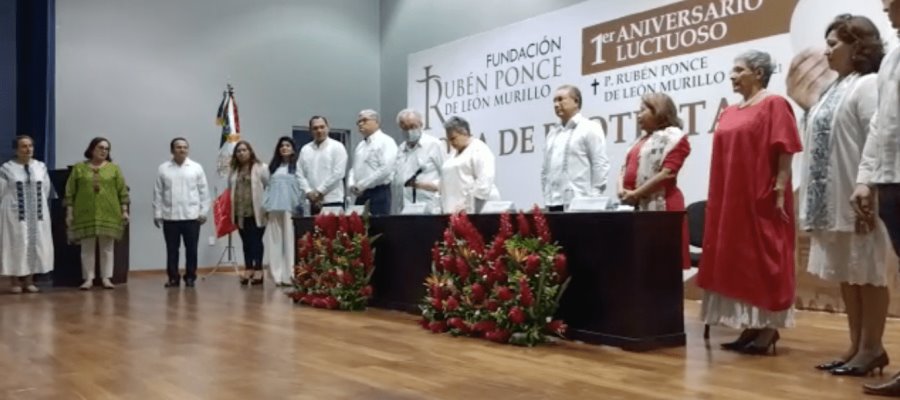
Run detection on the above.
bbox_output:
[184,280,195,288]
[815,360,846,370]
[164,280,180,288]
[831,353,889,377]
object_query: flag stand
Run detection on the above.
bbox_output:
[202,233,239,279]
[203,185,240,279]
[204,83,241,279]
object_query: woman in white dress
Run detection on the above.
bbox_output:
[797,15,889,376]
[439,116,499,214]
[263,136,306,286]
[0,135,54,293]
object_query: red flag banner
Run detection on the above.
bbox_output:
[214,189,237,238]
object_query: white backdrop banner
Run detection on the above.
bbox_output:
[407,0,896,209]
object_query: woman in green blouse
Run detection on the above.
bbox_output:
[65,137,130,290]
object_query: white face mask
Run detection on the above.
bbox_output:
[405,128,422,143]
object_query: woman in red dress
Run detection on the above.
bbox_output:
[697,50,803,355]
[617,92,691,268]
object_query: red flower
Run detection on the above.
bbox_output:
[340,270,354,285]
[431,297,443,312]
[546,319,567,336]
[442,228,454,247]
[360,285,373,297]
[446,296,460,312]
[553,254,568,281]
[360,238,373,268]
[524,254,540,275]
[532,205,552,243]
[441,256,455,273]
[324,296,339,309]
[516,212,531,237]
[498,212,513,240]
[419,318,430,329]
[338,214,350,234]
[428,321,448,333]
[429,284,442,299]
[470,283,486,303]
[316,214,339,239]
[447,317,466,331]
[519,279,534,307]
[491,259,508,284]
[471,320,497,333]
[312,298,327,308]
[456,258,470,281]
[508,307,526,324]
[485,329,511,343]
[348,212,365,235]
[497,286,514,302]
[486,238,504,261]
[485,299,500,311]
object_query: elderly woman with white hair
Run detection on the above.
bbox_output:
[696,50,803,356]
[439,116,500,214]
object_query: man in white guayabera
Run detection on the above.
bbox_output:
[541,84,610,211]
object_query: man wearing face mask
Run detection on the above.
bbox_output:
[391,109,447,214]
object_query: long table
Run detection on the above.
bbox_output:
[295,211,686,351]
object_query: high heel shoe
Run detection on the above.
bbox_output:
[830,352,889,377]
[250,272,264,286]
[239,271,252,285]
[740,330,780,355]
[814,360,846,370]
[721,329,760,351]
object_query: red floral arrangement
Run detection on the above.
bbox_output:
[290,212,377,311]
[420,206,570,346]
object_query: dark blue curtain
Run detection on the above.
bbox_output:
[15,0,54,168]
[0,1,16,162]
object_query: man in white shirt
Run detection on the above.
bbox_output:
[541,84,610,211]
[391,108,446,214]
[858,1,900,395]
[152,138,210,288]
[298,115,348,215]
[348,109,398,216]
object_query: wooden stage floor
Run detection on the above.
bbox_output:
[1,273,896,400]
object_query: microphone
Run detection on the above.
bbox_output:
[404,168,423,187]
[405,168,424,203]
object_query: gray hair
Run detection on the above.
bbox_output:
[735,50,775,88]
[359,109,380,124]
[396,108,423,126]
[443,116,471,136]
[557,84,582,108]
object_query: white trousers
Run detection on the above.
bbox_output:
[264,212,294,285]
[81,237,115,280]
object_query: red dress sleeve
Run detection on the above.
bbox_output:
[661,136,691,173]
[767,96,803,154]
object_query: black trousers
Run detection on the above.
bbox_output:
[163,220,200,282]
[237,217,265,271]
[355,184,391,216]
